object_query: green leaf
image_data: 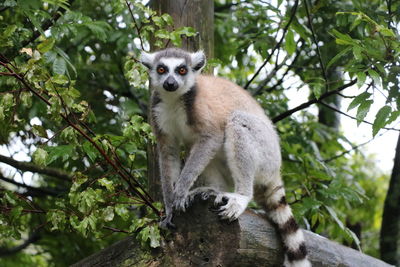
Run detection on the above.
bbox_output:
[348,92,371,111]
[285,30,296,55]
[53,57,67,75]
[3,25,17,37]
[386,111,400,125]
[326,46,351,70]
[115,205,129,221]
[46,145,75,164]
[356,72,366,88]
[1,93,14,110]
[372,106,391,136]
[37,38,55,53]
[161,13,173,25]
[32,125,49,139]
[175,26,197,37]
[149,225,161,248]
[356,100,373,125]
[352,46,363,61]
[368,69,381,88]
[33,148,48,166]
[312,84,322,99]
[98,178,114,191]
[325,205,345,230]
[102,206,114,222]
[82,141,98,162]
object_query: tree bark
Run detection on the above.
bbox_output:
[380,132,400,265]
[72,197,394,267]
[147,0,214,200]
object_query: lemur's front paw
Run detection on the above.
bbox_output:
[172,192,191,212]
[214,193,251,221]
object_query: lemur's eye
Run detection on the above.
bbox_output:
[157,67,166,74]
[178,67,187,75]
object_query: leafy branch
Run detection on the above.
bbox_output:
[0,56,160,216]
[304,0,328,92]
[244,0,300,89]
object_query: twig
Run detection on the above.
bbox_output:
[272,79,357,123]
[323,130,390,163]
[319,101,400,132]
[126,0,146,51]
[244,0,299,89]
[254,40,304,95]
[303,0,328,92]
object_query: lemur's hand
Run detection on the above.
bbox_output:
[159,213,176,230]
[172,182,191,212]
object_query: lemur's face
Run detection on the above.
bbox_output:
[141,49,205,95]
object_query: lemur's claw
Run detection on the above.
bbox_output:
[159,214,176,230]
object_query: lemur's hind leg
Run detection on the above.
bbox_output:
[187,158,230,202]
[216,111,260,221]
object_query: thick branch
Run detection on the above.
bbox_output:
[272,79,357,123]
[0,174,62,197]
[0,154,71,180]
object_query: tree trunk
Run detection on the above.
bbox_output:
[380,132,400,265]
[72,197,394,267]
[317,70,342,130]
[147,0,214,200]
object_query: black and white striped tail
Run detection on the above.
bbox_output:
[264,185,311,267]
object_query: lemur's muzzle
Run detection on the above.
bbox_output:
[163,76,178,91]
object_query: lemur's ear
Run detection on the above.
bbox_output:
[190,51,206,72]
[140,51,155,69]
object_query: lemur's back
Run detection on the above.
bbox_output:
[193,75,270,132]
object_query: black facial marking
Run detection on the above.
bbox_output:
[150,91,162,135]
[193,59,205,71]
[181,85,197,125]
[142,61,152,69]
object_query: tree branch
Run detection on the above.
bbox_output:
[272,79,357,123]
[0,174,63,197]
[0,231,41,257]
[244,0,299,89]
[304,0,328,91]
[319,101,400,132]
[0,57,160,216]
[0,154,71,181]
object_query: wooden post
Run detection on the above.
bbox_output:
[147,0,214,201]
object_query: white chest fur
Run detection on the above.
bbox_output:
[154,100,194,144]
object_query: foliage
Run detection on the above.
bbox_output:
[0,0,399,265]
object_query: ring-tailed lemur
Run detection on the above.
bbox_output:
[141,48,311,267]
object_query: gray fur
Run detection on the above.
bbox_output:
[142,48,310,267]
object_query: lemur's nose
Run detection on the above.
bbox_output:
[163,76,178,91]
